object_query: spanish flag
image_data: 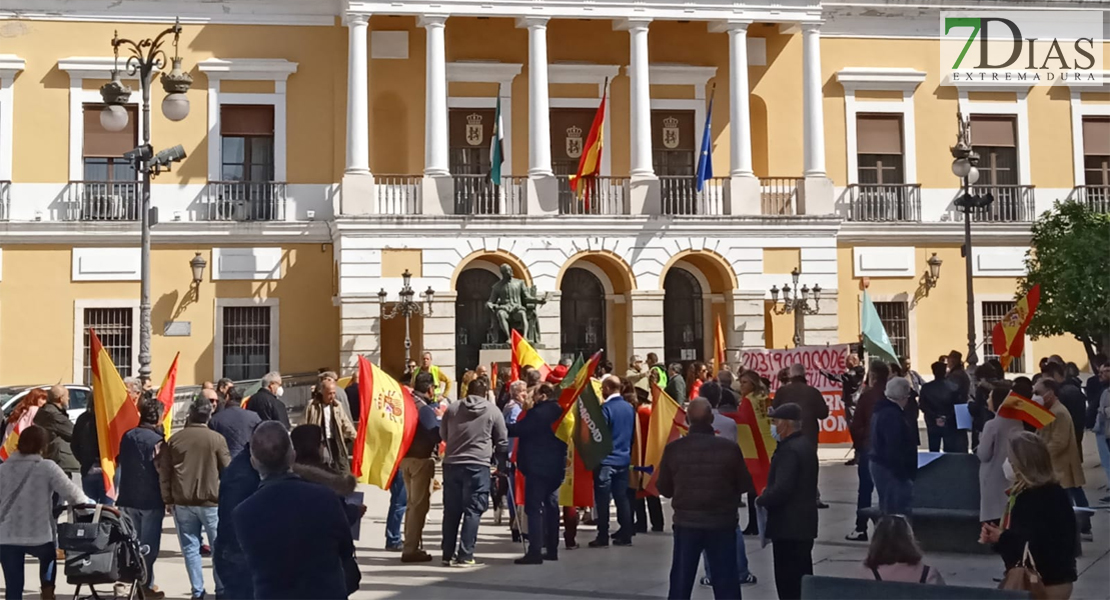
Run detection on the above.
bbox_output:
[559,444,594,508]
[569,80,607,208]
[352,355,418,489]
[726,395,776,494]
[89,329,140,498]
[991,285,1040,372]
[714,314,726,374]
[156,352,179,439]
[0,405,37,461]
[997,391,1055,429]
[511,329,549,381]
[645,383,687,495]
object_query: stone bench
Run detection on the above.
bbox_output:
[801,575,1031,600]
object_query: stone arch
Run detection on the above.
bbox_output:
[451,249,532,290]
[555,250,636,294]
[556,250,637,367]
[658,249,737,294]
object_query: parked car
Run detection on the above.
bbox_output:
[0,384,91,424]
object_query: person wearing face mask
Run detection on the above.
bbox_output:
[757,403,819,600]
[1034,378,1090,542]
[975,380,1026,525]
[245,371,291,429]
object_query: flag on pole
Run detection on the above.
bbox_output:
[490,89,505,184]
[570,79,608,208]
[713,314,726,374]
[0,404,37,461]
[861,290,899,363]
[694,88,715,192]
[726,396,776,494]
[997,391,1056,429]
[644,383,688,495]
[558,444,595,508]
[510,329,550,381]
[89,329,140,498]
[554,352,603,441]
[156,352,179,439]
[992,284,1040,372]
[352,356,419,489]
[565,377,612,471]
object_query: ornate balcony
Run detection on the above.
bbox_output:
[1072,185,1110,213]
[203,181,287,222]
[556,176,629,215]
[967,185,1036,223]
[65,181,142,221]
[847,183,921,222]
[760,177,802,216]
[374,175,422,215]
[660,176,726,216]
[453,174,526,216]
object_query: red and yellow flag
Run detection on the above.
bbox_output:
[569,82,608,208]
[352,355,418,489]
[156,352,179,439]
[714,314,726,374]
[0,406,37,461]
[511,329,550,382]
[558,444,595,508]
[645,383,687,496]
[992,285,1040,371]
[726,395,777,494]
[89,329,140,498]
[997,391,1055,429]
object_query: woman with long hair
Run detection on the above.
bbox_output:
[858,515,944,584]
[976,381,1024,524]
[687,361,708,401]
[738,369,771,536]
[981,432,1077,599]
[3,389,48,446]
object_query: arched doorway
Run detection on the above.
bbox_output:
[455,268,499,385]
[560,267,607,361]
[663,267,704,366]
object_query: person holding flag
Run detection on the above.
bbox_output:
[590,375,635,548]
[976,381,1028,525]
[508,382,567,564]
[398,372,442,564]
[0,389,46,463]
[116,396,170,600]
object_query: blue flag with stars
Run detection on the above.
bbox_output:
[694,90,714,192]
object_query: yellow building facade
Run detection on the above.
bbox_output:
[0,0,1104,390]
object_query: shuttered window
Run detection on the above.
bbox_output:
[970,115,1018,185]
[1083,116,1109,186]
[83,104,138,181]
[857,115,905,184]
[220,105,275,182]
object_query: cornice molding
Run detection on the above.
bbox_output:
[197,58,299,82]
[1064,70,1110,92]
[2,0,336,26]
[549,63,621,94]
[446,62,523,87]
[837,67,926,92]
[838,222,1033,245]
[0,55,25,81]
[0,221,333,245]
[58,57,157,81]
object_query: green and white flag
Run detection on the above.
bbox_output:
[861,290,899,364]
[573,378,612,471]
[490,90,504,184]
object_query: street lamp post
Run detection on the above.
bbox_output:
[950,111,994,370]
[378,270,436,363]
[769,267,822,347]
[99,19,192,382]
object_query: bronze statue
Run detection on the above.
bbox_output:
[487,264,546,344]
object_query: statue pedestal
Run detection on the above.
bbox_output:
[479,343,561,376]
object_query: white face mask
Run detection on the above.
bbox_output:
[1031,394,1045,406]
[770,423,781,442]
[1002,458,1016,483]
[275,385,285,398]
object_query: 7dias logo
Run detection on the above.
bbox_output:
[940,11,1104,86]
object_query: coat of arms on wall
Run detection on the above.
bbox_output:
[566,125,583,158]
[662,115,680,149]
[466,113,484,146]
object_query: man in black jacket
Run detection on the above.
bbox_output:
[209,388,261,458]
[508,383,567,565]
[757,403,818,600]
[245,371,290,429]
[34,385,79,474]
[1044,362,1087,462]
[919,360,966,453]
[72,399,112,504]
[398,372,442,564]
[773,363,829,509]
[870,378,918,516]
[116,397,168,600]
[658,399,752,600]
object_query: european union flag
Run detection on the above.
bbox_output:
[694,91,715,192]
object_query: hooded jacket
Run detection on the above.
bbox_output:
[441,395,508,467]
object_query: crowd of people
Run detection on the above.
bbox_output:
[0,345,1105,600]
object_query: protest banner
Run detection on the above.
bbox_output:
[740,344,852,444]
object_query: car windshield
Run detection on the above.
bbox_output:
[68,388,90,411]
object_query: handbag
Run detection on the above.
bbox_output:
[998,543,1048,600]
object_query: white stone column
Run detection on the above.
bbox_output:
[345,14,371,176]
[727,23,753,178]
[627,20,654,178]
[521,18,553,177]
[802,23,826,178]
[421,15,450,177]
[629,290,665,362]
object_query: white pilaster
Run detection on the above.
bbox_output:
[626,19,654,178]
[727,22,754,178]
[344,14,371,176]
[802,23,826,177]
[629,290,665,361]
[520,17,553,178]
[421,15,450,177]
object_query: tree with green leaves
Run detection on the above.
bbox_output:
[1020,200,1110,365]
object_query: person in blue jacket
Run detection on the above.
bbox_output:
[508,383,567,564]
[591,375,636,548]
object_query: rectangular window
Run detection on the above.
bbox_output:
[872,301,909,361]
[82,104,138,181]
[856,114,905,184]
[448,108,494,175]
[970,115,1018,186]
[982,301,1025,373]
[651,110,695,177]
[1082,116,1110,186]
[222,306,272,381]
[82,308,134,384]
[220,105,275,182]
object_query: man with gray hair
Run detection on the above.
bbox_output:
[124,376,143,403]
[869,377,918,516]
[234,422,355,600]
[245,371,290,429]
[317,370,352,419]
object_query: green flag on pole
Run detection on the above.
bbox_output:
[490,90,504,183]
[861,290,899,364]
[573,378,612,471]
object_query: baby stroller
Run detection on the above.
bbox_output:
[56,504,147,600]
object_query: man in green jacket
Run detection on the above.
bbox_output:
[33,385,79,474]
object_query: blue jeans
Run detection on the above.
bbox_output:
[592,465,632,543]
[855,452,874,531]
[670,526,740,600]
[701,524,751,582]
[121,507,164,588]
[870,461,913,516]
[0,543,55,600]
[386,474,407,549]
[174,505,222,597]
[441,464,490,562]
[81,467,115,506]
[524,475,562,557]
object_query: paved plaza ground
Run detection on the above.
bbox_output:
[7,440,1109,600]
